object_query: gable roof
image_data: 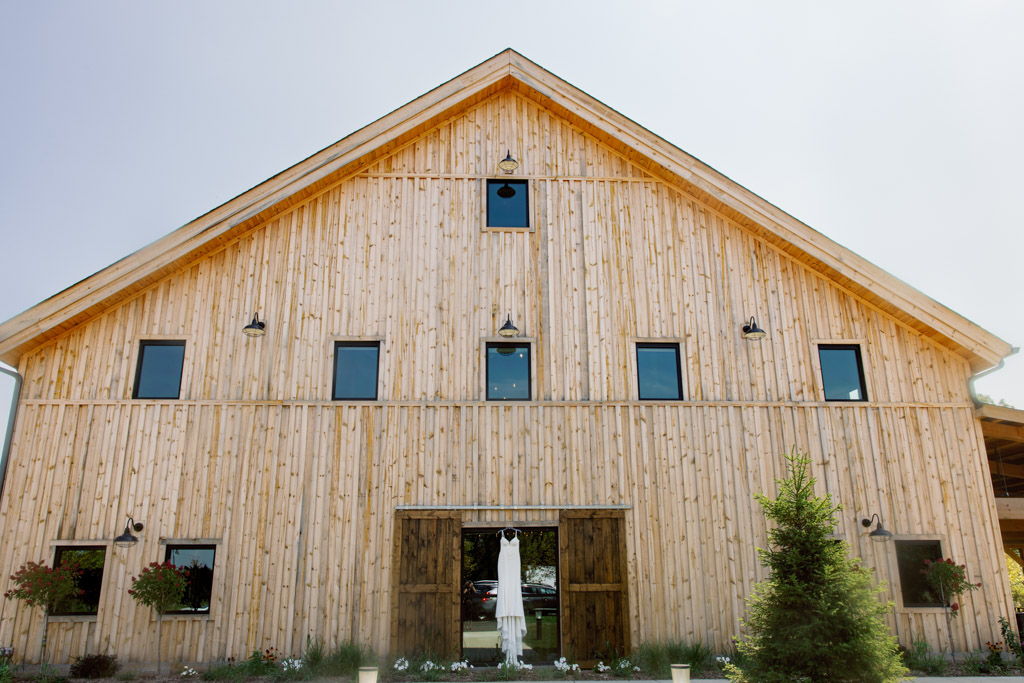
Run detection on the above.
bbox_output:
[0,49,1012,372]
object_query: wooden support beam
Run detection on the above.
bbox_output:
[1006,547,1024,571]
[996,498,1024,521]
[989,459,1024,480]
[983,421,1024,444]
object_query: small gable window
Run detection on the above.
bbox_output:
[165,545,216,614]
[52,546,106,616]
[636,343,683,400]
[818,344,867,401]
[487,343,531,400]
[333,342,380,400]
[133,340,186,399]
[486,179,529,228]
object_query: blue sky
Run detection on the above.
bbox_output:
[1,1,1022,432]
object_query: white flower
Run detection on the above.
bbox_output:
[554,656,580,673]
[281,658,303,671]
[716,656,731,666]
[596,661,611,673]
[633,666,641,672]
[394,657,409,672]
[450,660,471,672]
[617,659,632,669]
[180,666,198,678]
[420,660,437,672]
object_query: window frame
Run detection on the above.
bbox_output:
[50,545,106,617]
[163,543,217,616]
[482,178,534,232]
[132,339,187,400]
[634,341,684,401]
[484,340,533,401]
[891,537,946,611]
[815,342,869,402]
[331,340,382,401]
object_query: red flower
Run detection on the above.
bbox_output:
[951,603,959,611]
[923,558,931,565]
[977,583,983,587]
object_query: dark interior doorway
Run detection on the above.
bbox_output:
[461,527,560,665]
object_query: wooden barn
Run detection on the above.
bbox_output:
[0,49,1017,668]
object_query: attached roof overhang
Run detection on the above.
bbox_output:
[0,49,1013,371]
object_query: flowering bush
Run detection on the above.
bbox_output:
[715,655,731,669]
[4,560,82,613]
[393,657,409,672]
[497,660,532,671]
[128,562,188,614]
[420,660,438,673]
[921,558,980,617]
[449,660,471,672]
[180,665,198,678]
[595,661,610,673]
[922,557,981,662]
[554,656,580,674]
[281,657,303,672]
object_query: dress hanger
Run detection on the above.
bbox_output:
[496,525,522,538]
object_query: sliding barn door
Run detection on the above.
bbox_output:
[559,510,630,664]
[389,511,461,656]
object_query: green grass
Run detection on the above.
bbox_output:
[901,640,948,676]
[635,641,715,675]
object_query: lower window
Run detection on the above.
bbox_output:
[165,545,216,614]
[895,539,943,607]
[52,546,106,616]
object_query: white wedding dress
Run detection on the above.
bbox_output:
[495,534,526,664]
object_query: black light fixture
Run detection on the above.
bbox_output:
[114,517,144,548]
[497,314,520,338]
[742,316,766,340]
[497,150,519,174]
[243,313,266,337]
[496,183,516,198]
[861,514,892,543]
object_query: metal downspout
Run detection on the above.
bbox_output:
[0,365,23,506]
[969,347,1020,408]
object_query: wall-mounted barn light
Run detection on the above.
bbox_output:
[741,316,766,340]
[497,150,519,174]
[497,314,520,338]
[242,313,266,337]
[861,514,892,543]
[114,517,144,548]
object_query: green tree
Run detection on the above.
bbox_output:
[726,450,908,683]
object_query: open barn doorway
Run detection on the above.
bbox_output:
[460,527,560,665]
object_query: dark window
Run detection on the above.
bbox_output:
[133,340,185,399]
[52,546,105,616]
[636,344,683,400]
[818,344,867,401]
[486,179,529,228]
[895,540,943,607]
[487,343,530,400]
[165,545,216,614]
[332,342,380,400]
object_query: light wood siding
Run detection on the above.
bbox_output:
[0,90,1008,665]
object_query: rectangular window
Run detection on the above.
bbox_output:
[486,343,531,400]
[486,179,529,228]
[895,540,943,607]
[52,546,106,616]
[636,343,683,400]
[332,342,380,400]
[818,344,867,401]
[165,545,216,614]
[133,340,186,399]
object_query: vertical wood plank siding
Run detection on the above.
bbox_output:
[0,90,1009,664]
